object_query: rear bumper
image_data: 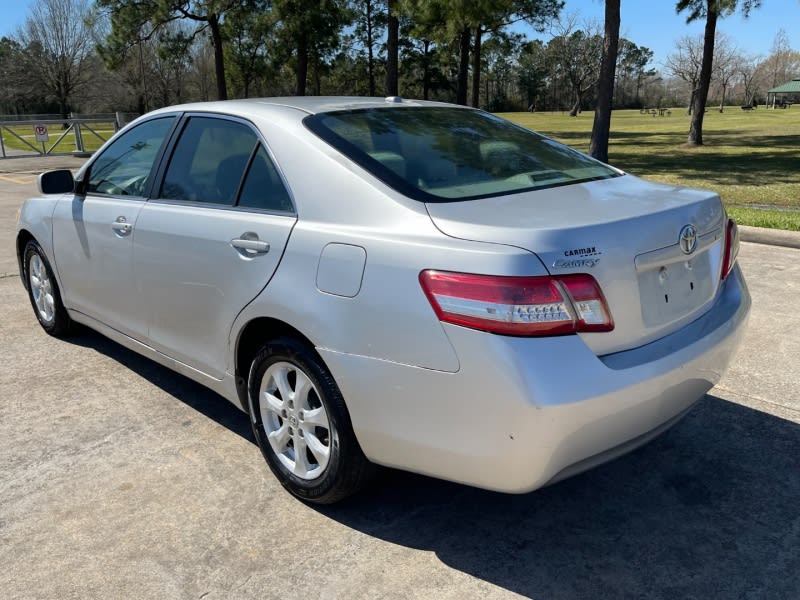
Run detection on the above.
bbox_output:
[320,265,751,493]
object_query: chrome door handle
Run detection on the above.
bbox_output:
[231,238,270,254]
[111,216,132,235]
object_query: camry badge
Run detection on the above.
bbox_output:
[679,224,698,255]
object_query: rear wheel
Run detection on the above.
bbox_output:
[24,240,73,337]
[247,337,372,504]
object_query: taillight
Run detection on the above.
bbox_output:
[419,270,614,336]
[721,217,740,280]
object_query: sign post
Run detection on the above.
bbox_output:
[34,124,49,154]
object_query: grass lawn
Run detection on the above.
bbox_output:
[501,108,800,231]
[1,123,114,155]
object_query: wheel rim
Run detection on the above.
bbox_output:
[259,361,331,480]
[28,253,55,325]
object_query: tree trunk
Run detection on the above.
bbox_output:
[208,14,228,101]
[296,34,308,96]
[589,0,621,163]
[471,26,482,108]
[385,0,399,96]
[719,83,726,112]
[456,27,470,106]
[688,0,717,146]
[422,40,431,100]
[569,95,581,117]
[366,0,375,96]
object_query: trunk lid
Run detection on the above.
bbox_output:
[425,174,727,355]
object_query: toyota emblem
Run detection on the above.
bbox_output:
[679,224,698,255]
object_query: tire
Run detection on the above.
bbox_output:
[247,337,372,504]
[23,239,74,337]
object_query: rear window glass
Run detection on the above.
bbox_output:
[304,107,619,202]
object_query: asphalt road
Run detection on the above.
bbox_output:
[1,158,798,600]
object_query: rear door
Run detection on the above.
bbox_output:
[51,116,176,337]
[133,114,296,379]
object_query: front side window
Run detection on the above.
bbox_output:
[160,117,259,205]
[87,117,175,197]
[304,107,620,202]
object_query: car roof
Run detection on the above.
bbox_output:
[146,96,465,119]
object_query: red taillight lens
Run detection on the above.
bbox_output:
[419,270,614,336]
[721,217,740,280]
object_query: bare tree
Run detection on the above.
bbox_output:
[736,53,762,107]
[665,35,704,114]
[548,15,603,116]
[17,0,95,118]
[712,32,738,111]
[768,28,792,87]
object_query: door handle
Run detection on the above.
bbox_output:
[231,238,270,254]
[111,216,132,235]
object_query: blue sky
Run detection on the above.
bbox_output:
[548,0,800,68]
[1,0,798,71]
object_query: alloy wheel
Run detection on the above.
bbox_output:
[259,361,331,480]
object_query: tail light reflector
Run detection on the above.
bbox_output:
[721,217,740,280]
[419,270,614,336]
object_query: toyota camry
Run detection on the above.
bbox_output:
[16,97,750,503]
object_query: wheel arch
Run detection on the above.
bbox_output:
[16,229,36,289]
[234,316,323,409]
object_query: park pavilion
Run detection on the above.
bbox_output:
[766,77,800,108]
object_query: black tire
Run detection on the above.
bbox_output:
[23,239,74,337]
[247,337,372,504]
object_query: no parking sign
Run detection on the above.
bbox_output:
[34,124,49,142]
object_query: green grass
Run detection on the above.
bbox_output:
[1,123,114,155]
[500,108,800,230]
[726,206,800,231]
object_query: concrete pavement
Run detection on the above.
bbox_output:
[1,157,799,599]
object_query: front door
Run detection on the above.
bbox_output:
[51,116,176,338]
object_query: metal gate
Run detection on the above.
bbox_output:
[0,117,120,159]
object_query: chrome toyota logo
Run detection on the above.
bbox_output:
[679,224,698,255]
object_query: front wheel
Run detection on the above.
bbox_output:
[23,239,73,337]
[248,338,372,504]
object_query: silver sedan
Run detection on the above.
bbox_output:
[16,97,750,503]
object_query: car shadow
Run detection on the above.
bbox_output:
[319,396,800,599]
[64,328,800,598]
[66,327,255,443]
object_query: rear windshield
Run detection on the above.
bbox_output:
[304,107,620,202]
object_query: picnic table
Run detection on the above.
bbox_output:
[640,108,671,116]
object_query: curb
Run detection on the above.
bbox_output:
[739,225,800,250]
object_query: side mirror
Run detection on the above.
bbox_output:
[37,170,75,195]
